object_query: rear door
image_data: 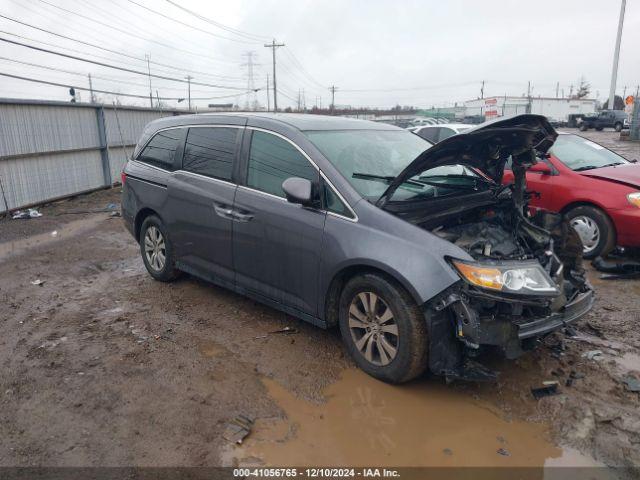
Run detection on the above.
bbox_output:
[166,125,242,288]
[232,129,326,316]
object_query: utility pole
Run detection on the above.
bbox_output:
[480,80,485,99]
[555,81,559,99]
[527,81,531,113]
[145,54,153,108]
[608,0,626,110]
[297,89,301,111]
[264,39,284,112]
[266,74,270,112]
[156,90,162,112]
[185,75,192,111]
[569,84,574,98]
[622,85,627,99]
[88,73,95,103]
[329,85,338,114]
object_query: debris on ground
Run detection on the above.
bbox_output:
[622,376,640,393]
[223,415,254,444]
[270,326,298,335]
[51,230,58,237]
[566,370,585,387]
[592,256,640,280]
[497,448,510,456]
[531,381,559,400]
[582,350,604,361]
[30,279,45,286]
[12,208,43,219]
[442,448,453,456]
[109,211,121,218]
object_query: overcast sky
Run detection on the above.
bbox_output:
[0,0,638,110]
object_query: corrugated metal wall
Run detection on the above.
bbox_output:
[0,99,180,213]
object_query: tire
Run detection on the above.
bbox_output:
[595,126,604,131]
[614,122,623,132]
[579,124,588,132]
[566,206,615,259]
[139,215,180,282]
[338,273,429,383]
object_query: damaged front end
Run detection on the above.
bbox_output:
[379,115,595,381]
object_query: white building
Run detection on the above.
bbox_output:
[464,96,598,123]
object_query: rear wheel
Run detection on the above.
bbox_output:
[140,215,180,281]
[614,122,623,132]
[566,206,615,259]
[338,273,429,383]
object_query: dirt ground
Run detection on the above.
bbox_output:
[0,130,639,475]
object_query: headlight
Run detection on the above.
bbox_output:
[451,260,558,295]
[628,192,640,208]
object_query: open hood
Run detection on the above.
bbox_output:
[376,114,557,207]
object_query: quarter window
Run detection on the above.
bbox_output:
[138,129,181,170]
[247,131,317,198]
[323,181,351,217]
[182,127,237,181]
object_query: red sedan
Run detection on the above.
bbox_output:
[504,133,640,258]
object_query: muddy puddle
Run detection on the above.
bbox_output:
[225,369,603,471]
[0,214,107,261]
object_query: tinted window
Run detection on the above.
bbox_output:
[247,131,317,198]
[138,129,181,170]
[417,127,440,143]
[182,127,237,181]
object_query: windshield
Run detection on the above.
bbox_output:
[550,134,628,171]
[305,129,432,199]
[305,129,483,201]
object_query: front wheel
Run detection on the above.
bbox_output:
[338,273,429,383]
[567,206,615,259]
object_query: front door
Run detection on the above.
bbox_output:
[167,126,241,288]
[232,129,326,317]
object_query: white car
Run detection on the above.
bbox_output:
[411,123,473,143]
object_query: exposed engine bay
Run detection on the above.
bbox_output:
[378,115,594,381]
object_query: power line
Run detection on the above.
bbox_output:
[125,0,257,45]
[31,0,238,62]
[283,47,326,89]
[164,0,271,42]
[0,72,253,101]
[0,15,242,77]
[0,36,248,90]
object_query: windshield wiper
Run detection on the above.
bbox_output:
[352,172,424,186]
[574,162,622,172]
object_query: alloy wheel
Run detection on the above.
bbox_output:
[348,292,399,366]
[144,225,166,272]
[570,215,600,254]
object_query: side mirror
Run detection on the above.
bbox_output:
[282,177,314,206]
[529,162,552,175]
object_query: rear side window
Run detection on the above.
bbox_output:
[437,127,455,142]
[182,127,238,181]
[137,129,181,170]
[247,131,317,198]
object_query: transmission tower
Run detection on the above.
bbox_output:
[241,51,260,111]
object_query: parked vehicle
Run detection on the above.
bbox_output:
[122,114,593,383]
[503,133,640,258]
[579,110,628,132]
[411,123,472,143]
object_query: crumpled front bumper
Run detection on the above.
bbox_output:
[513,288,595,339]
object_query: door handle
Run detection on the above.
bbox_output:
[233,211,254,222]
[213,202,235,220]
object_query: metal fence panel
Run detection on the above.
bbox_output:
[0,103,99,157]
[0,99,185,213]
[0,150,104,211]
